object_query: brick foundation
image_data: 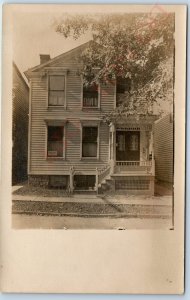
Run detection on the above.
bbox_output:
[28,175,49,188]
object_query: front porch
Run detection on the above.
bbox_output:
[98,118,156,195]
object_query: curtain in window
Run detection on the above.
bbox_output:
[49,75,65,106]
[82,127,98,157]
[118,133,125,151]
[83,83,98,107]
[130,134,139,151]
[47,126,63,157]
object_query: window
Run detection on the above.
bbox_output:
[74,175,96,190]
[47,126,64,157]
[83,83,99,107]
[129,134,139,151]
[82,126,98,158]
[49,75,65,106]
[49,175,69,189]
[118,133,126,151]
[116,77,131,94]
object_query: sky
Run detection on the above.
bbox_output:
[12,4,164,79]
[12,6,93,79]
[10,4,173,114]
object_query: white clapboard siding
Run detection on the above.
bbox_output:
[154,114,174,183]
[29,54,113,175]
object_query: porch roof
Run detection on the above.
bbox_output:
[114,115,158,125]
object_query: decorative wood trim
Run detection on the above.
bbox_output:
[44,67,69,73]
[44,119,67,126]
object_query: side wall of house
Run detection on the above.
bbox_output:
[29,55,115,177]
[12,63,29,184]
[154,114,174,184]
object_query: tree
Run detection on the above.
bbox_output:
[55,11,175,123]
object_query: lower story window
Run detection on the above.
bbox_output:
[82,126,98,158]
[49,175,69,189]
[47,126,64,157]
[74,175,96,190]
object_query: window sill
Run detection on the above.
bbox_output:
[81,157,99,161]
[46,157,65,161]
[82,107,100,111]
[47,106,66,110]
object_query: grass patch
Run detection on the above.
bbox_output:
[13,184,69,197]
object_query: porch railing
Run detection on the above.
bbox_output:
[97,165,111,185]
[116,161,152,167]
[115,160,154,174]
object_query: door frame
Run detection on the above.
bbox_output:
[116,129,140,161]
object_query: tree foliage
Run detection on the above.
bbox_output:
[55,11,175,122]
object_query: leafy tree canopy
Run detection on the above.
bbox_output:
[55,12,174,122]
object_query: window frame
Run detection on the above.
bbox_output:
[116,76,131,94]
[46,70,68,109]
[45,121,66,160]
[81,77,100,109]
[80,122,100,160]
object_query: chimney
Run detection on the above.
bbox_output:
[40,54,51,64]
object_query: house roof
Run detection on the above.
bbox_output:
[13,61,29,89]
[24,40,93,79]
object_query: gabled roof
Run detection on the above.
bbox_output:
[24,40,93,79]
[13,61,29,89]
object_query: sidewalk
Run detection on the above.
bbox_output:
[12,193,172,206]
[12,185,172,219]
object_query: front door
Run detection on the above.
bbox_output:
[116,131,140,161]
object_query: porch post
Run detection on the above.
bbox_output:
[150,130,155,176]
[70,166,74,193]
[109,122,116,174]
[96,167,99,194]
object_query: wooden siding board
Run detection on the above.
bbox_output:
[30,72,112,174]
[154,114,174,183]
[28,47,118,175]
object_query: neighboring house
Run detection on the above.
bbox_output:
[154,113,174,186]
[12,62,29,184]
[24,41,156,195]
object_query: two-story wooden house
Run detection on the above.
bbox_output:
[25,41,156,195]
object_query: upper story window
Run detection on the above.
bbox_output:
[116,77,131,107]
[83,83,99,108]
[116,77,131,94]
[47,126,64,157]
[49,75,65,106]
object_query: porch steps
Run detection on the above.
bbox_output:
[98,173,154,195]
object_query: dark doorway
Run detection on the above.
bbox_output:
[116,131,140,161]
